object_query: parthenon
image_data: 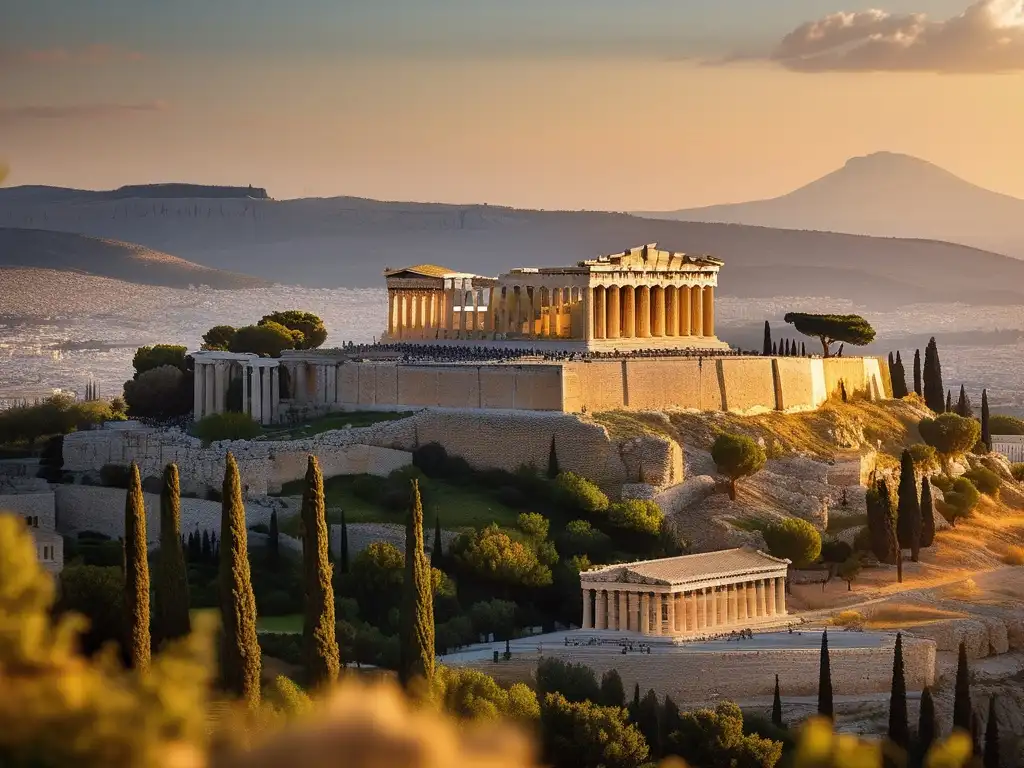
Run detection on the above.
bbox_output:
[579,548,790,636]
[382,244,729,351]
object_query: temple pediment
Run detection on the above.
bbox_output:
[579,243,724,272]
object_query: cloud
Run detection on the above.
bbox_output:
[0,101,167,123]
[769,0,1024,73]
[0,44,144,68]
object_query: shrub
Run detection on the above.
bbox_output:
[990,414,1024,435]
[351,474,384,503]
[1003,546,1024,566]
[907,443,938,471]
[444,456,475,484]
[931,474,954,493]
[0,395,124,445]
[964,466,1001,497]
[99,463,132,489]
[201,325,236,351]
[123,365,189,420]
[468,599,518,640]
[820,539,853,564]
[607,500,663,536]
[259,310,328,350]
[555,472,609,514]
[496,485,527,509]
[259,632,303,665]
[229,322,301,357]
[258,589,295,616]
[452,525,553,588]
[1012,463,1024,482]
[131,344,187,376]
[558,519,612,559]
[919,413,981,468]
[56,564,126,656]
[711,433,767,500]
[938,477,981,525]
[191,412,262,446]
[762,518,821,568]
[831,610,865,628]
[412,442,448,477]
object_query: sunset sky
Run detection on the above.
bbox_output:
[4,0,1024,209]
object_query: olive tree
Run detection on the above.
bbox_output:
[711,433,767,500]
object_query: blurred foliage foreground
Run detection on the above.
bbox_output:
[0,515,975,768]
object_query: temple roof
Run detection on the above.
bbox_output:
[580,547,789,587]
[578,243,724,271]
[383,264,461,279]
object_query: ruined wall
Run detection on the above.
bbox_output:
[0,492,56,529]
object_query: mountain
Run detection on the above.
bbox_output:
[635,152,1024,258]
[0,183,268,204]
[3,187,1024,308]
[0,228,270,289]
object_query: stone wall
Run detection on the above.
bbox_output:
[458,635,935,706]
[0,492,56,529]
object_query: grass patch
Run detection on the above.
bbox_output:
[1003,545,1024,566]
[831,610,865,628]
[262,411,410,440]
[731,516,770,533]
[257,614,303,634]
[827,513,867,534]
[865,603,967,629]
[593,411,677,442]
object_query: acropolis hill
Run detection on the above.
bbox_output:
[190,244,891,424]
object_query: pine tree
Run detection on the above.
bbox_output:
[123,462,151,670]
[818,629,833,719]
[981,390,991,452]
[953,641,972,733]
[896,450,922,562]
[431,514,442,570]
[339,509,350,575]
[268,509,280,568]
[920,477,936,548]
[945,390,952,414]
[923,338,944,412]
[398,479,435,688]
[984,696,999,768]
[301,456,340,688]
[154,463,190,646]
[772,674,784,727]
[888,633,909,749]
[188,530,201,562]
[763,321,772,356]
[918,686,937,764]
[956,384,973,418]
[913,349,922,397]
[219,453,261,706]
[210,530,218,560]
[547,435,560,479]
[891,351,909,398]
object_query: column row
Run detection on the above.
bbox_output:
[590,284,715,342]
[581,577,786,635]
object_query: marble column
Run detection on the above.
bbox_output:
[776,577,787,616]
[755,581,766,617]
[595,590,607,629]
[262,368,273,425]
[194,363,205,418]
[296,363,307,403]
[608,590,618,631]
[687,592,698,632]
[594,286,606,340]
[697,591,707,630]
[605,285,620,340]
[618,591,628,632]
[746,582,758,619]
[653,594,664,635]
[666,287,678,337]
[707,588,717,629]
[717,588,728,627]
[703,285,715,337]
[251,366,263,423]
[691,286,704,336]
[667,592,676,635]
[271,367,280,423]
[629,592,640,633]
[675,593,685,632]
[637,286,651,338]
[640,593,651,634]
[583,286,594,342]
[551,287,563,337]
[737,583,748,622]
[582,589,593,629]
[212,363,225,414]
[653,286,666,337]
[622,286,635,338]
[680,285,692,336]
[241,366,249,417]
[728,584,738,625]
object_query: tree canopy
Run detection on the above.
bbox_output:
[919,413,981,468]
[229,321,303,357]
[259,310,328,350]
[711,433,766,500]
[762,517,821,568]
[782,313,875,357]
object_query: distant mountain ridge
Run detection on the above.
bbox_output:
[0,228,269,289]
[0,183,269,204]
[635,152,1024,259]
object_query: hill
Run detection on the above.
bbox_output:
[0,183,269,203]
[0,228,270,289]
[636,152,1024,259]
[3,189,1024,308]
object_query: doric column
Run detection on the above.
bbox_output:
[665,287,677,337]
[241,365,249,417]
[486,287,496,333]
[593,286,606,340]
[687,592,698,632]
[583,286,594,341]
[758,580,769,617]
[728,584,738,625]
[630,592,641,633]
[696,590,706,630]
[387,291,395,335]
[667,592,676,635]
[637,286,651,338]
[215,363,228,414]
[703,285,715,337]
[691,286,704,336]
[595,590,607,629]
[675,593,685,632]
[653,286,666,337]
[605,286,620,339]
[618,591,628,632]
[640,593,651,634]
[251,366,263,423]
[622,287,635,338]
[707,588,717,629]
[736,583,747,622]
[270,366,280,423]
[551,287,563,337]
[717,588,728,627]
[776,577,787,616]
[262,367,273,425]
[680,286,691,336]
[746,582,758,619]
[445,283,456,335]
[654,594,664,635]
[582,589,593,629]
[765,579,777,617]
[609,590,619,630]
[194,363,205,418]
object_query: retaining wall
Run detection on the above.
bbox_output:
[0,492,56,529]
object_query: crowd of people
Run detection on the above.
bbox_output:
[331,341,750,364]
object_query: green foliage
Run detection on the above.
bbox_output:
[347,541,405,628]
[838,555,862,589]
[666,701,783,768]
[711,433,766,500]
[266,675,313,718]
[123,364,190,420]
[191,411,262,446]
[536,658,601,704]
[820,539,853,564]
[772,675,784,727]
[558,519,612,560]
[923,337,945,413]
[599,669,626,708]
[890,352,909,399]
[921,476,936,548]
[259,310,328,350]
[763,518,821,568]
[452,524,553,588]
[517,512,550,541]
[866,479,899,565]
[818,630,834,720]
[888,633,909,748]
[980,390,991,451]
[555,472,610,514]
[300,456,340,688]
[782,313,876,357]
[635,689,663,758]
[154,464,191,647]
[432,665,539,722]
[547,435,561,479]
[99,463,132,489]
[229,321,301,357]
[201,324,236,351]
[990,414,1024,435]
[953,641,972,732]
[541,692,650,768]
[918,686,937,762]
[56,564,126,656]
[919,413,981,465]
[964,466,1001,498]
[908,443,938,472]
[896,450,922,560]
[218,453,262,705]
[0,394,125,446]
[938,477,981,525]
[468,599,518,640]
[398,479,435,688]
[131,344,186,376]
[1012,463,1024,482]
[955,385,973,418]
[123,463,151,670]
[607,500,663,536]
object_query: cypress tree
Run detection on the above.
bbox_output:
[763,321,772,356]
[888,633,909,749]
[772,341,778,355]
[772,674,784,727]
[662,695,682,747]
[984,696,999,768]
[818,629,833,720]
[792,340,799,357]
[201,529,211,563]
[301,456,340,688]
[600,669,626,708]
[188,529,201,562]
[953,641,972,733]
[867,479,899,565]
[945,389,952,414]
[923,338,944,413]
[801,342,806,357]
[956,384,973,418]
[920,477,936,548]
[892,352,909,398]
[918,686,937,764]
[210,530,218,560]
[888,351,894,368]
[785,339,791,356]
[339,508,350,575]
[124,462,151,670]
[268,508,280,568]
[913,349,922,397]
[155,463,190,646]
[896,450,922,562]
[981,390,991,451]
[547,435,560,479]
[398,479,435,688]
[219,453,261,706]
[972,712,982,757]
[636,689,662,758]
[431,514,442,570]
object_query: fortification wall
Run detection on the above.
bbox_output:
[459,636,935,706]
[0,492,56,529]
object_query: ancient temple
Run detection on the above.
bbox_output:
[383,244,728,351]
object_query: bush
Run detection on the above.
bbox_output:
[907,443,937,471]
[1003,546,1024,566]
[555,472,609,514]
[259,632,303,665]
[558,519,612,559]
[0,394,124,446]
[56,565,126,657]
[964,466,1001,497]
[412,442,448,477]
[919,413,981,466]
[938,477,981,525]
[351,475,385,503]
[131,344,186,376]
[259,310,328,350]
[607,500,663,536]
[99,463,132,489]
[258,589,296,616]
[191,412,262,446]
[931,474,954,493]
[496,485,527,509]
[852,526,872,554]
[229,322,301,357]
[762,518,821,568]
[990,414,1024,435]
[123,365,189,420]
[831,610,865,628]
[452,525,553,588]
[711,433,767,500]
[820,539,853,564]
[1012,463,1024,482]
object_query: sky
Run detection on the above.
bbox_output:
[3,0,1024,209]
